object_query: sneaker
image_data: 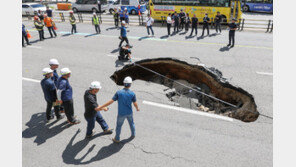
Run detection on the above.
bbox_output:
[57,115,65,120]
[230,45,234,48]
[68,119,81,125]
[112,138,120,143]
[103,129,113,134]
[46,115,54,123]
[130,135,135,139]
[227,44,231,47]
[86,131,94,138]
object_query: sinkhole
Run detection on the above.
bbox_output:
[110,58,259,122]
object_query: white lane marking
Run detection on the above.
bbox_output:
[26,46,42,49]
[256,72,273,76]
[107,54,141,60]
[22,77,40,83]
[142,100,234,122]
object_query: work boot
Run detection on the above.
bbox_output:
[86,130,94,139]
[46,115,54,123]
[230,45,234,48]
[68,119,81,125]
[103,129,113,134]
[227,44,231,47]
[112,138,120,143]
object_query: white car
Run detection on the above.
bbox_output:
[22,3,46,15]
[71,0,108,13]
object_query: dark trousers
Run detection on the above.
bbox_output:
[190,26,198,36]
[22,32,29,46]
[98,4,101,13]
[174,22,179,33]
[94,24,101,33]
[38,30,44,41]
[215,22,221,33]
[180,20,185,30]
[115,19,119,27]
[47,26,57,37]
[119,36,129,47]
[229,31,235,46]
[185,23,190,31]
[85,112,109,136]
[202,24,209,36]
[167,23,171,35]
[46,101,61,120]
[63,100,75,122]
[71,24,77,34]
[147,25,154,35]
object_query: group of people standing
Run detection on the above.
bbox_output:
[41,59,139,143]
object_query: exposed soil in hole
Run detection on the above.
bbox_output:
[110,58,259,122]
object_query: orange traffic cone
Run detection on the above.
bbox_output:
[26,30,31,39]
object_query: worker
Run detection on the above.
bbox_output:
[44,14,57,38]
[189,14,198,36]
[46,6,53,18]
[97,76,140,143]
[97,0,101,13]
[119,21,130,47]
[37,10,44,21]
[215,11,222,33]
[173,12,180,33]
[22,24,31,47]
[34,16,45,41]
[124,10,129,25]
[57,68,81,124]
[119,9,124,22]
[118,44,132,61]
[84,81,113,138]
[184,13,190,32]
[49,59,64,113]
[69,11,77,34]
[41,68,64,123]
[179,9,186,31]
[92,13,101,34]
[113,8,119,27]
[228,18,238,48]
[201,13,210,36]
[145,14,154,37]
[166,13,172,36]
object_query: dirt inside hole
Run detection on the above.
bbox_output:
[110,58,259,122]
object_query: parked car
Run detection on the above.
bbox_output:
[22,3,46,15]
[71,0,108,13]
[106,0,146,15]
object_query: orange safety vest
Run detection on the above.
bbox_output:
[44,17,53,27]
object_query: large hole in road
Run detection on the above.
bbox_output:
[110,58,259,122]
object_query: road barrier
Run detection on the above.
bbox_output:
[23,12,272,32]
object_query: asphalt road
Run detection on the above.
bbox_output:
[22,21,273,167]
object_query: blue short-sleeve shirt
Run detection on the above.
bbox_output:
[57,77,73,101]
[112,88,136,116]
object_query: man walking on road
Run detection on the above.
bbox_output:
[44,14,57,38]
[41,68,64,123]
[113,8,119,27]
[97,76,140,143]
[22,24,31,47]
[119,21,130,47]
[34,16,45,41]
[92,13,101,34]
[201,13,210,36]
[166,13,172,36]
[84,81,113,138]
[146,14,154,37]
[215,11,222,33]
[189,14,198,36]
[228,18,238,48]
[49,59,64,113]
[69,11,77,34]
[57,68,81,124]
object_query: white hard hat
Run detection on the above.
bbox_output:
[123,76,132,84]
[49,59,59,65]
[124,8,127,10]
[42,67,53,76]
[93,12,96,15]
[90,81,102,89]
[122,21,126,24]
[60,68,71,75]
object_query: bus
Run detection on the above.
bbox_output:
[241,0,273,13]
[148,0,242,23]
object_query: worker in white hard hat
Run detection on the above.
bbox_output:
[119,20,130,47]
[84,81,113,138]
[57,68,81,124]
[41,68,64,122]
[97,76,140,143]
[92,12,101,34]
[49,58,64,113]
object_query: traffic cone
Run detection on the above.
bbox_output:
[26,30,31,39]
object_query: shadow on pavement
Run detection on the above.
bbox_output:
[197,35,205,40]
[85,33,99,38]
[138,36,150,41]
[62,33,72,37]
[106,27,118,31]
[185,35,196,39]
[62,129,133,165]
[29,39,41,44]
[179,31,188,35]
[219,46,230,52]
[209,33,219,37]
[111,48,120,53]
[22,112,72,145]
[115,59,125,67]
[160,35,169,39]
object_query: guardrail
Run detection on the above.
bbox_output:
[22,12,272,32]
